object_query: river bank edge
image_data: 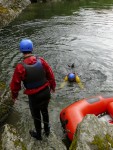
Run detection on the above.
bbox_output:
[0,0,31,29]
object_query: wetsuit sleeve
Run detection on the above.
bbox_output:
[10,64,25,99]
[40,58,56,91]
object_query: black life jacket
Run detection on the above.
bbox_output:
[22,59,47,89]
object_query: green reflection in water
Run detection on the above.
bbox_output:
[12,1,79,24]
[80,0,113,8]
[10,0,113,25]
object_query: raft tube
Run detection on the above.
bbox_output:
[60,95,113,141]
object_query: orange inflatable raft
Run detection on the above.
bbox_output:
[60,95,113,141]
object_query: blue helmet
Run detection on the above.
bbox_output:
[19,39,33,52]
[68,73,75,82]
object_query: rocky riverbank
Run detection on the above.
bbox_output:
[1,114,113,149]
[0,82,13,124]
[1,124,67,150]
[70,114,113,150]
[0,0,31,29]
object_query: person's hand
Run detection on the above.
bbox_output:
[12,98,17,104]
[10,92,18,103]
[51,89,55,93]
[11,95,18,104]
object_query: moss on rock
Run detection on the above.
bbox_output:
[69,134,77,150]
[1,124,27,150]
[0,5,9,13]
[0,81,14,123]
[91,134,113,150]
[0,0,31,28]
[14,139,27,150]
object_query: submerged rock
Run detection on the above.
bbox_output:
[70,114,113,150]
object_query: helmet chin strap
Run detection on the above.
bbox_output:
[23,53,33,59]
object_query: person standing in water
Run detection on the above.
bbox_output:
[10,39,56,140]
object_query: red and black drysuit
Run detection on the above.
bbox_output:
[10,55,56,135]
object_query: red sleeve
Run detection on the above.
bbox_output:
[40,57,56,91]
[10,64,25,99]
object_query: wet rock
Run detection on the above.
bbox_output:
[0,83,14,124]
[1,124,27,150]
[0,0,31,29]
[70,114,113,150]
[1,124,66,150]
[28,131,67,150]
